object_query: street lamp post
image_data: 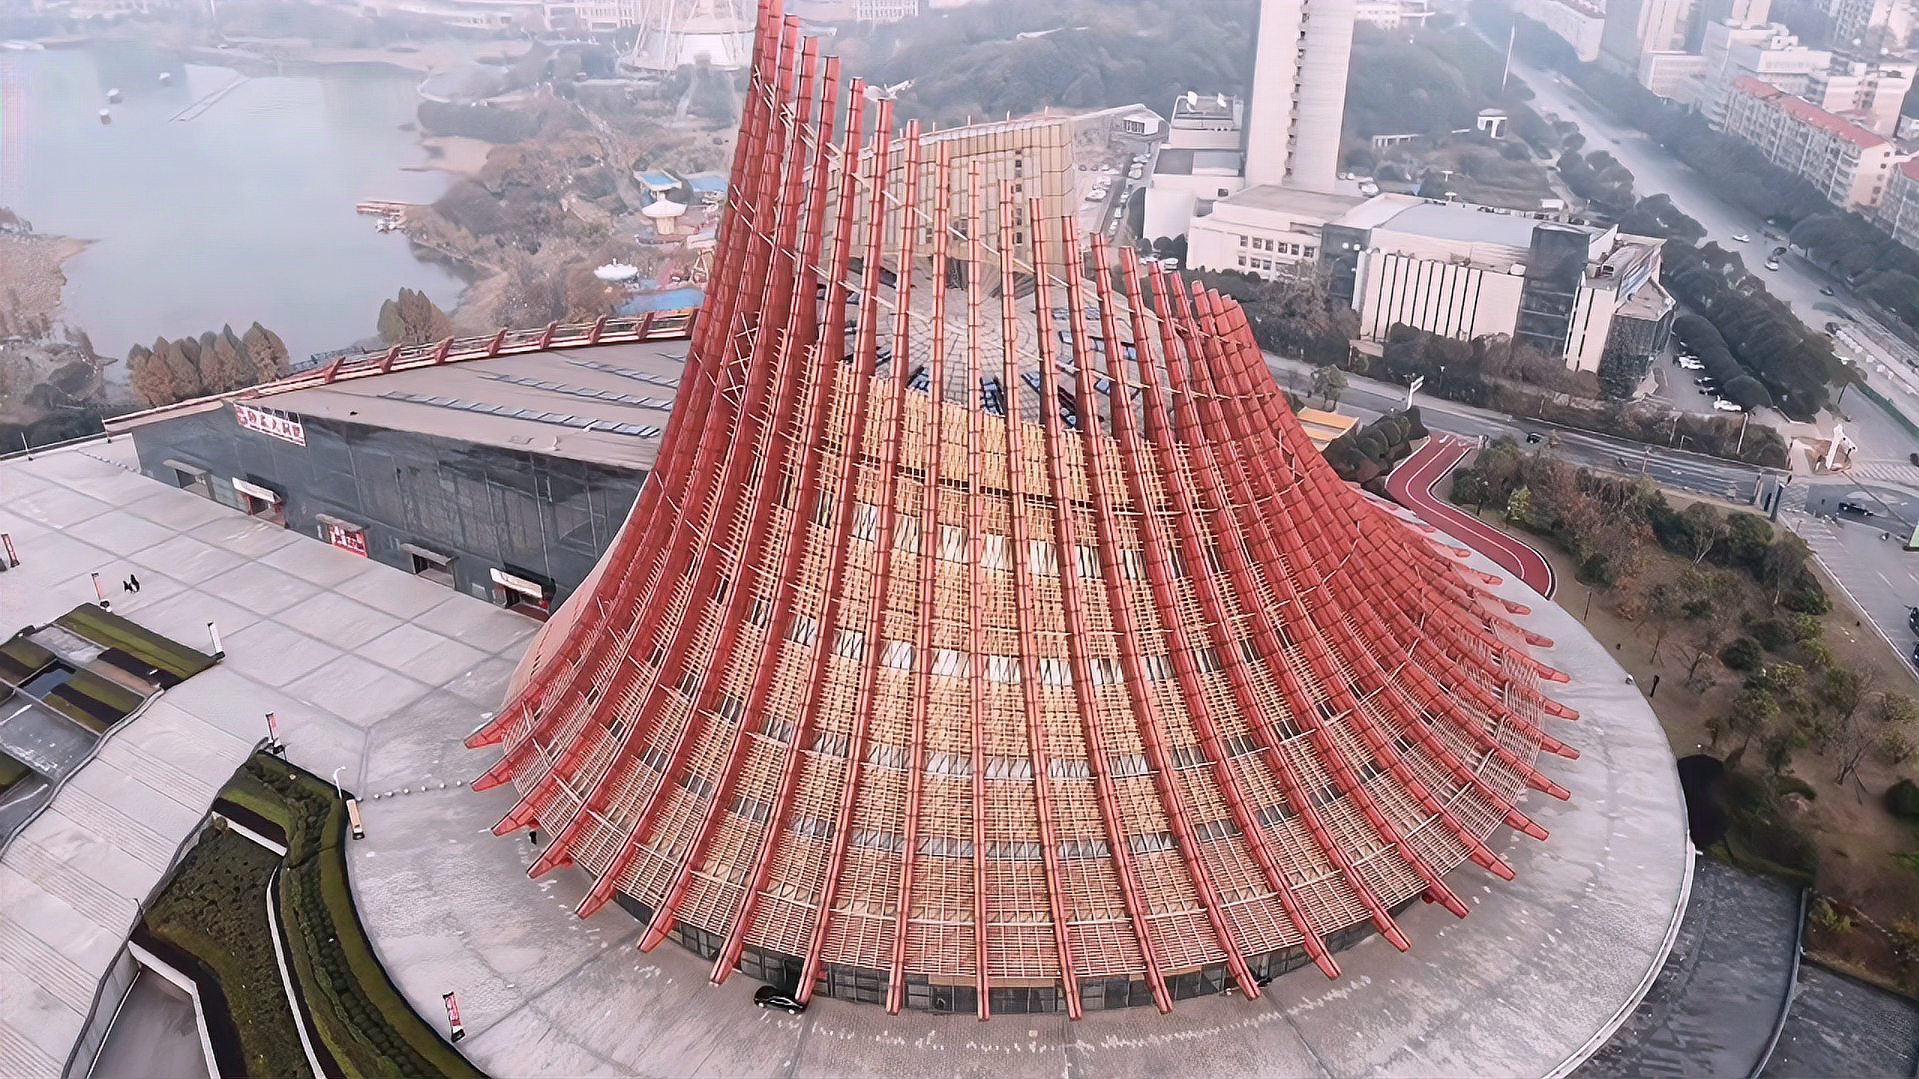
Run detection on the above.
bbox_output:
[1736,410,1750,455]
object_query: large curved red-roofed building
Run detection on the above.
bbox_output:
[466,0,1581,1021]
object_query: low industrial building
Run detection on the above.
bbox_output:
[1190,189,1674,372]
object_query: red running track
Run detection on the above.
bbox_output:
[1385,437,1557,599]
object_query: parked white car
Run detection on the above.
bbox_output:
[1712,399,1745,412]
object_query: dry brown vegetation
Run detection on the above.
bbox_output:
[1445,449,1919,994]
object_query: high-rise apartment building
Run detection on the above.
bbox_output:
[1718,76,1907,209]
[1831,0,1917,54]
[1244,0,1355,193]
[853,0,918,19]
[1692,20,1831,122]
[1809,58,1918,135]
[1518,0,1607,62]
[1352,0,1432,29]
[1873,158,1919,248]
[1600,0,1698,74]
[1694,0,1769,33]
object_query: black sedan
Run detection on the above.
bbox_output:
[755,984,807,1015]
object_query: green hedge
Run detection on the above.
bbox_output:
[142,829,315,1079]
[250,756,486,1079]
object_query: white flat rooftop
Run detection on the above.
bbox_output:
[0,441,539,1077]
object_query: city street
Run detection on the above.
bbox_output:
[1782,484,1919,667]
[1266,353,1768,502]
[1506,54,1919,463]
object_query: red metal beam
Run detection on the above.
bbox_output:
[794,94,909,1005]
[1030,215,1176,1012]
[708,70,880,984]
[569,15,813,921]
[989,186,1083,1020]
[635,33,831,951]
[885,138,952,1016]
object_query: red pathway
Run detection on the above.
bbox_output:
[1385,437,1557,598]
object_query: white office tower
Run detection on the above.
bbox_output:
[629,0,756,72]
[1243,0,1355,193]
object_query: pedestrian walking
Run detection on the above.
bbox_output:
[128,573,141,593]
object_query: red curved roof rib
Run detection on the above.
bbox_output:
[470,0,1575,1016]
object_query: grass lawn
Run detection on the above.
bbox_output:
[53,605,216,685]
[142,829,314,1079]
[0,752,32,796]
[0,635,55,684]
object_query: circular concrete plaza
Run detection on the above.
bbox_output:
[347,529,1692,1079]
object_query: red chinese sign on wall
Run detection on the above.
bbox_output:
[328,524,368,558]
[234,402,306,446]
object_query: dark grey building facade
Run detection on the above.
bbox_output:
[124,401,645,615]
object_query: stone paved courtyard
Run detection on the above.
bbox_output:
[0,441,1697,1078]
[0,441,538,1077]
[350,508,1696,1079]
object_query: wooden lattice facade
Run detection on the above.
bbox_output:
[467,0,1580,1020]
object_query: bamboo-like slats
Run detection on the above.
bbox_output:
[467,0,1576,1019]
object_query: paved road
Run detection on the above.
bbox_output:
[1804,480,1919,526]
[1268,354,1768,503]
[1779,481,1919,666]
[1508,54,1919,460]
[1386,438,1557,597]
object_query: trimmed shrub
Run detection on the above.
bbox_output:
[1721,637,1763,672]
[1781,572,1831,615]
[1887,778,1919,821]
[1449,468,1488,507]
[1751,619,1795,651]
[1774,775,1817,801]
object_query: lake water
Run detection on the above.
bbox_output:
[0,43,465,370]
